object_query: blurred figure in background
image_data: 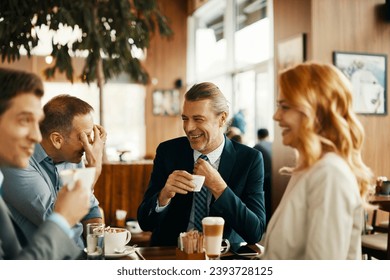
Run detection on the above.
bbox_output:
[253,128,272,225]
[261,62,373,259]
[226,126,243,143]
[230,109,247,134]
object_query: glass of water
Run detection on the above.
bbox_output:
[86,223,105,260]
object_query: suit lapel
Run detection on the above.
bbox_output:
[182,141,196,173]
[218,137,236,183]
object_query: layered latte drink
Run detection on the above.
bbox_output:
[202,217,225,259]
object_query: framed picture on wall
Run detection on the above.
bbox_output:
[152,89,180,116]
[333,51,387,115]
[277,33,306,70]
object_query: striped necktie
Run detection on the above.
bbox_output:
[194,154,209,231]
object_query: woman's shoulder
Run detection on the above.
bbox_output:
[314,153,351,173]
[306,152,358,190]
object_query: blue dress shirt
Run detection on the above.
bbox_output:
[1,144,101,248]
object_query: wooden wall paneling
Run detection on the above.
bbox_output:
[122,164,150,220]
[310,0,390,178]
[94,164,113,224]
[272,0,312,213]
[94,163,153,226]
[144,0,188,157]
[110,164,128,225]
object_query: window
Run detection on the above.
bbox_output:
[188,0,274,145]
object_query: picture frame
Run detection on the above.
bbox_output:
[277,33,306,70]
[333,51,387,115]
[152,89,180,116]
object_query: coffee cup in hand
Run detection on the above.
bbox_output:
[59,167,96,193]
[192,175,205,192]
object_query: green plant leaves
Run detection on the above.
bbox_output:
[0,0,173,85]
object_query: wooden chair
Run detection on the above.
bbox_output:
[370,209,389,233]
[361,211,390,260]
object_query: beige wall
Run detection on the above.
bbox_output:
[273,0,390,211]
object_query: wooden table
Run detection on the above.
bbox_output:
[118,244,262,260]
[129,231,152,247]
[368,194,390,232]
[369,194,390,212]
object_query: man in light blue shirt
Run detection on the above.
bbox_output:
[1,94,106,249]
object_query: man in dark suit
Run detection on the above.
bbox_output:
[0,67,90,259]
[138,82,266,246]
[253,128,272,225]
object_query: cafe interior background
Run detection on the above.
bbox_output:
[2,0,390,229]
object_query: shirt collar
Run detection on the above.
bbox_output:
[33,143,50,163]
[193,137,225,165]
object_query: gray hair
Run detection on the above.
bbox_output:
[184,82,229,117]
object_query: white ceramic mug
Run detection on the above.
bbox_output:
[104,227,132,254]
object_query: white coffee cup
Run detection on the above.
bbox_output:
[192,175,205,192]
[202,216,230,260]
[105,227,132,254]
[59,167,96,193]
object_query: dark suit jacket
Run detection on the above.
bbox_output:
[137,136,266,246]
[0,197,81,260]
[253,142,272,225]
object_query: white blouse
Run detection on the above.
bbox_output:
[261,153,363,259]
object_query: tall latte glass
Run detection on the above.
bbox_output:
[202,217,230,260]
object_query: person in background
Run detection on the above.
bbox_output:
[0,67,90,259]
[261,62,373,259]
[253,128,272,225]
[230,134,243,144]
[1,94,106,249]
[226,126,243,143]
[138,82,266,246]
[230,109,247,134]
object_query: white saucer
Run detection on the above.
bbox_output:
[84,246,135,259]
[105,246,136,259]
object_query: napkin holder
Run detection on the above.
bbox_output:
[175,248,205,260]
